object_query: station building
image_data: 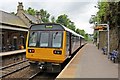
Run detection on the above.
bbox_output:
[0,2,41,52]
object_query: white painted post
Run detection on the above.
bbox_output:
[107,23,110,54]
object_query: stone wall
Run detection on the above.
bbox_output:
[118,27,120,55]
[99,31,107,49]
[99,26,119,53]
[109,27,119,52]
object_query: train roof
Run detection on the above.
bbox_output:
[30,23,84,38]
[62,25,84,38]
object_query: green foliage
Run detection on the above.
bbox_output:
[51,16,56,23]
[76,28,90,41]
[25,7,36,15]
[89,2,109,24]
[67,21,76,31]
[93,31,98,39]
[56,14,76,31]
[89,15,97,24]
[39,9,50,22]
[90,2,120,25]
[56,14,69,26]
[25,8,50,22]
[84,33,89,40]
[76,28,86,37]
[76,28,80,34]
[97,2,109,23]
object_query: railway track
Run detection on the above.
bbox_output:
[28,71,41,80]
[1,59,58,79]
[1,45,85,79]
[0,59,30,78]
[28,72,58,80]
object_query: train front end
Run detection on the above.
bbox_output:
[26,24,66,72]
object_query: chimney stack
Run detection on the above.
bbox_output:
[17,2,23,10]
[17,2,24,14]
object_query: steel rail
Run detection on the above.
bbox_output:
[0,64,30,78]
[0,59,28,70]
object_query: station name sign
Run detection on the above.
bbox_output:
[94,25,107,31]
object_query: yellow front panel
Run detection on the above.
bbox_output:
[26,31,66,63]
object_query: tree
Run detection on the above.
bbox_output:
[51,16,56,23]
[68,21,76,31]
[39,9,50,22]
[75,28,90,41]
[84,33,89,41]
[89,2,109,24]
[79,29,85,37]
[56,14,69,27]
[25,7,36,15]
[56,14,76,31]
[76,28,80,34]
[25,8,51,23]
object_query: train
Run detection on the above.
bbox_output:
[26,23,84,73]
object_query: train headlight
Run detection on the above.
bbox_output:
[53,50,62,55]
[28,49,35,53]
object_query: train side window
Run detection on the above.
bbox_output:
[29,32,38,47]
[39,33,49,47]
[52,32,62,48]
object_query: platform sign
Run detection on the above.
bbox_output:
[94,25,107,31]
[93,23,109,55]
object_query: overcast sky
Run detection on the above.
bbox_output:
[0,0,99,34]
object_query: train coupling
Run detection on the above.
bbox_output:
[39,65,45,70]
[38,63,45,70]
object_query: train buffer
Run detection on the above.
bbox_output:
[56,43,118,79]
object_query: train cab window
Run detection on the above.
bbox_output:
[52,32,62,48]
[29,32,38,47]
[39,33,49,47]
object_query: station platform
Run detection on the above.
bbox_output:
[0,49,26,56]
[56,43,118,78]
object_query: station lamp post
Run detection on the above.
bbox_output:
[94,23,110,54]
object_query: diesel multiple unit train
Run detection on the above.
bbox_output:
[26,23,84,73]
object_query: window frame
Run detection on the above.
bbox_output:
[51,31,63,48]
[28,30,63,49]
[39,31,50,48]
[28,31,38,47]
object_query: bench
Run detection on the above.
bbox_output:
[108,50,119,63]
